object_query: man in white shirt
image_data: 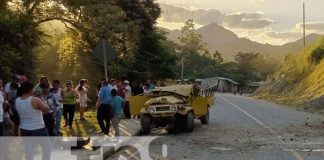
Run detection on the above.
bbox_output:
[123,80,132,119]
[4,75,21,93]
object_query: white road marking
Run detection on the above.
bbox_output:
[290,150,305,160]
[304,149,324,152]
[286,148,324,152]
[220,96,277,134]
[220,96,304,160]
[211,147,234,151]
[162,144,168,157]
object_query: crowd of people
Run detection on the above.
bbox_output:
[0,74,159,137]
[0,74,162,160]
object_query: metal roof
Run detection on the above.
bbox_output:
[205,77,240,85]
[246,82,263,87]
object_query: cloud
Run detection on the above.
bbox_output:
[158,3,324,45]
[262,21,324,45]
[265,31,301,40]
[295,22,324,33]
[159,4,223,25]
[223,12,275,29]
[266,21,324,41]
[159,3,275,29]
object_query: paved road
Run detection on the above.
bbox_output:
[109,93,324,160]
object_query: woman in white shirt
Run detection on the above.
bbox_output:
[15,82,51,160]
[76,79,88,120]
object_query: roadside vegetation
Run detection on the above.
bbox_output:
[255,37,324,107]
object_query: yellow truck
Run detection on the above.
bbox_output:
[129,84,215,134]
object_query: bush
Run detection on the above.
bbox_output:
[309,43,324,64]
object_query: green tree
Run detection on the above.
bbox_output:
[2,0,176,82]
[254,54,280,78]
[178,19,206,53]
[176,19,223,79]
[0,1,43,80]
[234,52,260,83]
[213,50,223,64]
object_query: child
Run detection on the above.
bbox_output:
[110,89,124,137]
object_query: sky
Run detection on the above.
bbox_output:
[156,0,324,45]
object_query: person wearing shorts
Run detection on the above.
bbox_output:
[76,79,88,120]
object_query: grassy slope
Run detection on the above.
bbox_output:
[255,37,324,107]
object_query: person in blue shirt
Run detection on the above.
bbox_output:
[95,81,113,135]
[110,89,124,137]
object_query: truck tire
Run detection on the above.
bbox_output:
[200,109,209,124]
[185,112,194,132]
[140,114,152,135]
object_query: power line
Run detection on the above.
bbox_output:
[103,29,160,60]
[134,58,167,68]
[138,47,160,59]
[303,2,306,55]
[163,0,170,21]
[78,55,165,74]
[192,0,194,21]
[180,0,183,28]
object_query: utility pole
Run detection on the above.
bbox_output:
[103,40,108,81]
[181,56,184,81]
[303,2,306,54]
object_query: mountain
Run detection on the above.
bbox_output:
[163,23,322,60]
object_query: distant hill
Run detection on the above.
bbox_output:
[162,23,322,60]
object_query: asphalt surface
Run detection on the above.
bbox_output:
[108,93,324,160]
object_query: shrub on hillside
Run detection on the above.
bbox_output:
[309,42,324,64]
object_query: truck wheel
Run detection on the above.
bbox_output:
[200,109,209,124]
[140,114,151,135]
[185,112,194,132]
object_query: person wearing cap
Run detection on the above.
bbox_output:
[62,80,79,129]
[19,75,28,83]
[122,80,132,119]
[95,80,113,135]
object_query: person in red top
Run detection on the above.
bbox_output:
[117,80,125,99]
